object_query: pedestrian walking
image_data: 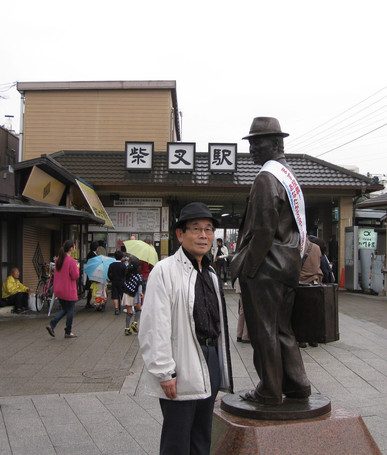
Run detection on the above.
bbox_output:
[85,241,98,309]
[46,240,79,338]
[122,256,142,335]
[107,250,127,315]
[212,238,228,284]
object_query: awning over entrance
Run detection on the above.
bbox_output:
[0,204,105,225]
[73,179,114,228]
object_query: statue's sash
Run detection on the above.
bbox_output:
[260,160,307,257]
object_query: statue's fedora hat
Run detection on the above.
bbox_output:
[175,202,219,229]
[243,117,289,140]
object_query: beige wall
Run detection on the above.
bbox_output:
[22,89,176,160]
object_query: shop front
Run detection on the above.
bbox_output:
[0,156,111,292]
[0,204,106,292]
[87,197,169,259]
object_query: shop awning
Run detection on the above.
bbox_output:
[0,204,106,225]
[73,179,114,228]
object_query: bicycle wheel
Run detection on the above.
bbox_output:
[35,280,47,312]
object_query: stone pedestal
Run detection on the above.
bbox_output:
[211,399,382,454]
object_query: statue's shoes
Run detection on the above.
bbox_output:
[240,389,282,405]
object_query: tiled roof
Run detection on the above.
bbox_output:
[357,192,387,209]
[50,150,381,192]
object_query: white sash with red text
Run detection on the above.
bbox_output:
[260,160,307,257]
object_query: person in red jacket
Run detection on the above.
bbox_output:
[46,240,79,338]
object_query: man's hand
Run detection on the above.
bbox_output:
[160,378,177,399]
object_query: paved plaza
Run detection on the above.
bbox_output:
[0,290,386,454]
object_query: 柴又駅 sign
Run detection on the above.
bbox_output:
[125,142,237,173]
[167,142,195,172]
[126,142,153,171]
[209,143,237,173]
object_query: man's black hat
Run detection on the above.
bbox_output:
[175,202,219,229]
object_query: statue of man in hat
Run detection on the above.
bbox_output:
[231,117,311,405]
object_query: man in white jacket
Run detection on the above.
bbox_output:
[139,202,233,455]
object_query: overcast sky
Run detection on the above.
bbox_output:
[1,0,386,176]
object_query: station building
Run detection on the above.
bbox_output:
[0,80,381,290]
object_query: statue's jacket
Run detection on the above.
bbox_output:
[231,160,302,288]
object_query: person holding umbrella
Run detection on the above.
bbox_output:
[84,253,115,312]
[123,238,158,299]
[123,239,159,267]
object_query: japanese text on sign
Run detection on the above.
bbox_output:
[358,228,377,250]
[209,143,237,172]
[168,143,195,171]
[126,142,153,170]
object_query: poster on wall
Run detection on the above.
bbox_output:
[75,180,114,228]
[89,207,160,232]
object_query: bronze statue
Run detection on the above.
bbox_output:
[231,117,311,405]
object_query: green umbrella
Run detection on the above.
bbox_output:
[123,240,159,266]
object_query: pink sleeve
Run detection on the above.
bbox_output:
[69,258,80,280]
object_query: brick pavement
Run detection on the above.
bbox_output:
[0,290,386,454]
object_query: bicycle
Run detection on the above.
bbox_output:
[35,261,57,315]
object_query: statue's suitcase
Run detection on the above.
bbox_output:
[292,284,339,343]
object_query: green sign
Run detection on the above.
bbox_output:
[358,228,377,250]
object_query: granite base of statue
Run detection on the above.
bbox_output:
[210,392,382,455]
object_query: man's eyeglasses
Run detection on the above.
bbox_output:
[185,226,215,235]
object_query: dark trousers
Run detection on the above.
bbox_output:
[159,345,221,455]
[240,272,310,403]
[49,299,76,335]
[216,259,227,282]
[6,292,28,311]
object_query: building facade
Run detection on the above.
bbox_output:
[15,80,383,284]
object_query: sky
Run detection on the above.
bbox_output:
[1,0,386,177]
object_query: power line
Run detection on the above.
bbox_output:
[287,99,387,152]
[286,85,387,146]
[315,123,387,157]
[289,105,387,154]
[285,86,387,164]
[0,82,16,92]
